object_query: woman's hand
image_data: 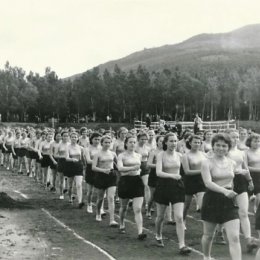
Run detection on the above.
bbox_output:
[224,189,237,199]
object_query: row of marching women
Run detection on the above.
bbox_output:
[1,125,260,259]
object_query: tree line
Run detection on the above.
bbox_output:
[0,61,260,123]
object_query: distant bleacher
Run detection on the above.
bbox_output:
[134,120,236,132]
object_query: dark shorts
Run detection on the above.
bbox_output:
[118,175,144,199]
[140,161,149,177]
[184,174,206,195]
[148,168,157,188]
[233,174,248,194]
[255,203,260,230]
[85,163,95,185]
[50,157,58,170]
[94,170,117,190]
[57,158,66,173]
[201,190,239,224]
[65,161,83,177]
[154,177,185,206]
[18,148,27,157]
[41,154,52,168]
[28,151,38,160]
[250,172,260,194]
[5,145,12,154]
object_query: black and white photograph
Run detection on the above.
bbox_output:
[1,0,260,259]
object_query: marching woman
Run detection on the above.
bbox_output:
[146,135,164,219]
[92,135,118,226]
[38,132,53,187]
[57,131,70,200]
[85,133,101,213]
[11,131,21,174]
[66,131,85,208]
[201,133,241,260]
[154,133,190,254]
[18,131,29,175]
[246,134,260,210]
[227,130,257,252]
[3,131,14,170]
[0,129,4,166]
[113,127,128,155]
[201,130,213,153]
[146,130,156,150]
[238,128,249,151]
[35,130,44,182]
[78,127,89,148]
[27,131,37,177]
[182,134,206,223]
[117,135,146,240]
[49,132,62,192]
[136,132,151,209]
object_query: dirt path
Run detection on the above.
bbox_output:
[0,168,258,260]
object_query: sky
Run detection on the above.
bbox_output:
[1,0,260,78]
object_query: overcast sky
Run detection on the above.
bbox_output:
[1,0,260,78]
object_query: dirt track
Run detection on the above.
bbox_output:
[0,167,258,260]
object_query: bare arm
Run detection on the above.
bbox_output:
[181,153,201,176]
[147,150,156,168]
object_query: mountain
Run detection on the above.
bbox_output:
[67,24,260,79]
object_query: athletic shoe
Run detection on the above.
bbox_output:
[87,205,93,213]
[155,238,164,248]
[101,209,107,216]
[109,221,118,228]
[96,215,102,222]
[119,227,126,234]
[63,189,68,194]
[59,195,64,200]
[247,238,258,253]
[137,233,147,240]
[7,167,9,170]
[50,187,56,192]
[27,171,30,176]
[179,246,191,255]
[46,182,51,188]
[166,220,176,226]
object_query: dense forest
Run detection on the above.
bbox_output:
[0,61,260,123]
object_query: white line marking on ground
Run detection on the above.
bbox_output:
[13,190,29,199]
[41,208,116,260]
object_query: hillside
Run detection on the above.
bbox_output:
[66,24,260,79]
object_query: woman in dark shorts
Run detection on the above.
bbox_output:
[201,133,241,260]
[255,205,260,258]
[146,135,164,219]
[66,132,85,208]
[182,134,206,224]
[49,132,62,192]
[228,130,257,252]
[3,131,14,170]
[154,133,190,255]
[117,136,146,240]
[92,135,118,226]
[246,134,260,210]
[11,131,21,174]
[85,133,101,213]
[135,132,151,209]
[57,131,69,200]
[18,131,29,175]
[38,132,53,187]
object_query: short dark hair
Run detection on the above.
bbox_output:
[90,133,101,145]
[124,136,136,150]
[211,133,232,151]
[186,134,202,149]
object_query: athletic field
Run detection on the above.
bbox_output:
[0,168,258,260]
